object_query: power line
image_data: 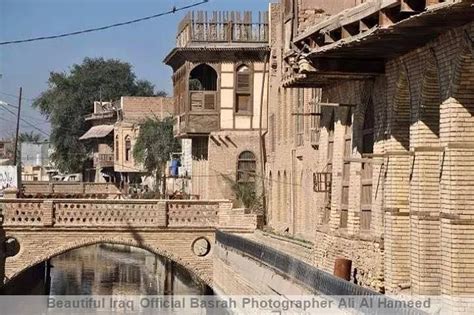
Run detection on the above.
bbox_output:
[0,91,36,102]
[0,104,50,137]
[0,0,209,46]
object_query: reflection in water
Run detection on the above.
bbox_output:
[49,244,211,296]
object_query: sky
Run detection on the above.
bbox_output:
[0,0,270,138]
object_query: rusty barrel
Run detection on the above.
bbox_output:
[334,258,352,281]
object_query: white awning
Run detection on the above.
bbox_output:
[79,125,114,140]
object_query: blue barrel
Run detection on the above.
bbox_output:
[170,159,180,177]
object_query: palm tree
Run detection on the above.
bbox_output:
[18,131,42,144]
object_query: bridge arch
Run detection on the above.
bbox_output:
[4,230,215,289]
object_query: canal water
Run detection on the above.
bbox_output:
[48,244,211,295]
[1,243,211,296]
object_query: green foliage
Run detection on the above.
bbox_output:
[221,174,263,212]
[18,131,42,144]
[33,57,165,173]
[133,117,180,191]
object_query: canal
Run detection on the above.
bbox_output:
[2,244,212,296]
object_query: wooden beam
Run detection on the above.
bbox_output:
[291,113,322,116]
[317,102,357,107]
[311,57,385,74]
[379,9,396,27]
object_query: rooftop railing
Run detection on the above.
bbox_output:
[177,11,268,47]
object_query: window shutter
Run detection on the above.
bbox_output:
[190,92,203,110]
[237,73,250,92]
[204,93,216,110]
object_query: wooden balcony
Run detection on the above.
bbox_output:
[93,153,114,168]
[174,112,219,138]
[174,91,220,137]
[284,0,474,87]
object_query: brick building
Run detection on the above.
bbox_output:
[113,96,173,189]
[80,97,173,189]
[80,101,117,183]
[164,11,270,201]
[265,0,474,299]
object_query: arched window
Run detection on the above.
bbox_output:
[235,64,252,114]
[189,64,217,91]
[125,136,131,162]
[189,64,218,111]
[237,151,256,183]
[115,135,119,161]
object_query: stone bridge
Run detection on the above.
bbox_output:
[0,198,259,288]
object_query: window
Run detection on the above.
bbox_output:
[235,64,252,114]
[189,64,217,91]
[237,151,256,183]
[125,136,131,162]
[115,135,119,161]
[192,137,209,160]
[189,64,217,111]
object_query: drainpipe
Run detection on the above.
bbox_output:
[259,53,269,224]
[291,148,296,235]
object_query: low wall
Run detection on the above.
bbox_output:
[21,182,121,198]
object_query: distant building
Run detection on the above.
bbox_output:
[20,141,55,181]
[80,101,117,183]
[0,139,13,161]
[114,96,173,190]
[80,97,174,191]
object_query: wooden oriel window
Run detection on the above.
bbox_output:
[235,64,252,114]
[237,151,256,183]
[125,136,131,162]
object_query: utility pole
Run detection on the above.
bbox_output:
[13,87,22,165]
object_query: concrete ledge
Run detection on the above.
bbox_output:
[215,230,377,296]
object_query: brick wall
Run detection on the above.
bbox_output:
[206,131,262,202]
[121,97,173,123]
[267,1,474,295]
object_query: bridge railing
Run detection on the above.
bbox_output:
[0,199,259,231]
[21,181,122,199]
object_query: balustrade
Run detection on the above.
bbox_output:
[0,199,229,229]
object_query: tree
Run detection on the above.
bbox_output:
[133,117,180,193]
[18,131,42,144]
[33,57,166,173]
